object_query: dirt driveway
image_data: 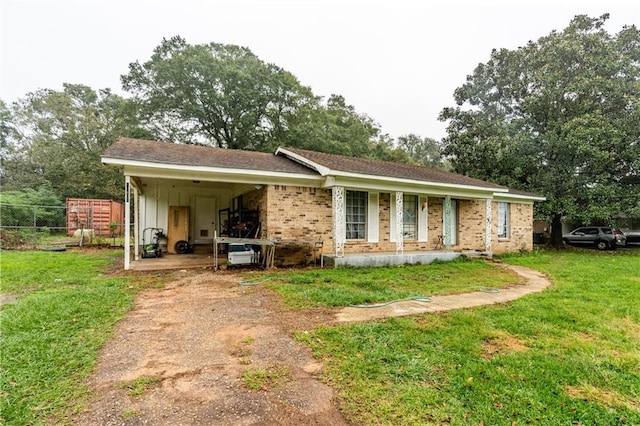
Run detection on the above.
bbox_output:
[74,270,347,425]
[74,262,549,425]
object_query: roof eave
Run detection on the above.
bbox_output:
[275,148,332,176]
[101,156,323,184]
[325,170,508,194]
[493,192,547,203]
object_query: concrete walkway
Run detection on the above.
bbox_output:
[336,263,551,322]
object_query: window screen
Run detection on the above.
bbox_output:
[497,202,510,239]
[403,195,417,240]
[346,190,367,240]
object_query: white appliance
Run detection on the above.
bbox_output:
[227,243,259,265]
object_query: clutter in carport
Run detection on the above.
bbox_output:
[213,235,275,270]
[214,234,325,270]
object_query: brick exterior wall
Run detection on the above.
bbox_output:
[492,201,534,253]
[253,186,534,265]
[264,185,333,266]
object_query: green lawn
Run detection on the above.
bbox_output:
[292,250,640,425]
[264,257,520,308]
[2,249,639,425]
[0,249,163,425]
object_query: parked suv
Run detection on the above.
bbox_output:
[562,227,626,250]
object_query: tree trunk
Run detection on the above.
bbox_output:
[550,214,564,247]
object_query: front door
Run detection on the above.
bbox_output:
[194,196,216,244]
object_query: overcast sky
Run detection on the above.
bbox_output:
[1,0,639,141]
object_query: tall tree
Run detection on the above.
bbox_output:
[281,94,383,157]
[439,14,640,245]
[396,134,446,168]
[121,36,318,151]
[3,84,150,200]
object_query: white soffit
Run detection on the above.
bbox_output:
[102,157,323,185]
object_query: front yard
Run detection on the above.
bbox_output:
[1,248,638,425]
[287,251,640,424]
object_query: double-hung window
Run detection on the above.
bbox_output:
[346,190,367,240]
[403,194,417,240]
[497,202,510,239]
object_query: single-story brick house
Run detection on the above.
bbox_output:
[102,138,545,270]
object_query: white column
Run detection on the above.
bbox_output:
[443,195,452,251]
[485,198,493,253]
[133,184,139,261]
[124,176,131,270]
[333,186,345,257]
[395,191,404,255]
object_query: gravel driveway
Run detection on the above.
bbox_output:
[74,270,347,425]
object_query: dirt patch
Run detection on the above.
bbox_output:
[481,331,528,360]
[73,269,346,425]
[0,293,20,305]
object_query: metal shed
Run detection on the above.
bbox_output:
[66,198,124,236]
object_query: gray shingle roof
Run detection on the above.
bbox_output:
[103,138,544,198]
[103,138,318,175]
[279,147,507,190]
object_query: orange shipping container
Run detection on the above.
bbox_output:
[66,198,124,236]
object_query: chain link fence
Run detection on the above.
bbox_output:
[0,203,126,249]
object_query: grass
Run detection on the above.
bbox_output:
[1,230,127,250]
[242,365,293,391]
[3,248,639,425]
[232,337,255,365]
[293,250,640,425]
[119,375,163,397]
[0,248,164,425]
[265,257,519,308]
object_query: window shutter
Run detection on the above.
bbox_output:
[418,196,428,242]
[367,192,379,243]
[390,194,396,242]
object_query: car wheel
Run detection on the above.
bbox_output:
[595,240,609,250]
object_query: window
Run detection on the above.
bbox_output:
[346,190,367,240]
[497,202,510,239]
[403,194,417,240]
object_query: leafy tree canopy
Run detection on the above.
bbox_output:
[121,36,399,158]
[396,134,447,168]
[122,36,319,151]
[2,84,150,201]
[439,14,640,243]
[0,185,65,227]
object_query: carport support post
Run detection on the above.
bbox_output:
[124,176,131,270]
[133,184,139,261]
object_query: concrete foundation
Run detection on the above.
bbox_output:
[323,251,464,268]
